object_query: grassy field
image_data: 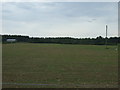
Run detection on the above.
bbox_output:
[2,43,118,88]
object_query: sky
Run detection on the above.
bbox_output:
[1,2,118,38]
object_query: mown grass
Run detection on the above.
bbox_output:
[2,43,118,88]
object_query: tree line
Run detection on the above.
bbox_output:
[1,35,120,45]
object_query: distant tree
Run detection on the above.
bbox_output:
[2,34,120,45]
[95,36,105,45]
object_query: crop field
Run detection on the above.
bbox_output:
[2,43,118,88]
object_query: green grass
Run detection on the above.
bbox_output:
[2,43,118,88]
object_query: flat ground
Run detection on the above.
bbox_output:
[2,43,118,88]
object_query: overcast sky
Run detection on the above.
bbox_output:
[2,2,118,38]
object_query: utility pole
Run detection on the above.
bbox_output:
[105,25,108,49]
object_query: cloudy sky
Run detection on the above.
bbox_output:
[2,2,118,38]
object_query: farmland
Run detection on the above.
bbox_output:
[2,43,118,88]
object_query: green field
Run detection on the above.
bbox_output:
[2,43,118,88]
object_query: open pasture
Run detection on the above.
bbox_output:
[2,43,118,88]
